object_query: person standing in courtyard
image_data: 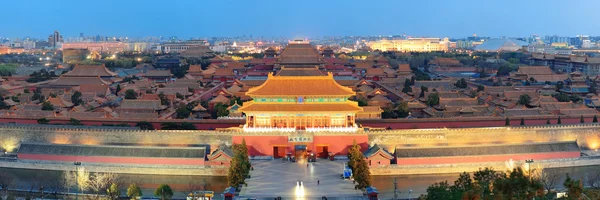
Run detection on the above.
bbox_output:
[317,180,320,185]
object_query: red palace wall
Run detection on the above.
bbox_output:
[396,152,581,165]
[359,117,590,129]
[0,115,592,130]
[18,154,205,165]
[232,135,369,157]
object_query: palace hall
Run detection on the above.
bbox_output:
[239,72,362,132]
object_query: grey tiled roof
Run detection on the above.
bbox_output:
[396,141,579,158]
[18,143,206,158]
[364,144,393,159]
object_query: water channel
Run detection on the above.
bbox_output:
[3,165,600,199]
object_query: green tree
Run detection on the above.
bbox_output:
[477,85,485,92]
[556,81,564,91]
[402,84,412,93]
[37,118,49,124]
[179,122,197,130]
[395,102,410,118]
[546,119,551,124]
[115,84,121,95]
[228,139,250,187]
[32,89,44,102]
[213,102,229,118]
[160,122,180,130]
[348,141,371,189]
[520,118,525,126]
[158,93,170,106]
[426,93,439,106]
[136,121,154,130]
[590,83,597,94]
[564,174,583,200]
[24,89,29,93]
[454,78,468,88]
[106,183,120,200]
[127,183,142,200]
[357,98,368,106]
[451,172,473,197]
[594,115,598,123]
[558,116,562,124]
[505,117,510,126]
[71,91,83,106]
[517,94,532,105]
[154,184,173,200]
[124,89,137,99]
[175,93,184,99]
[473,167,499,198]
[581,115,585,123]
[419,86,428,98]
[493,167,542,199]
[41,101,54,111]
[555,92,570,102]
[67,118,83,125]
[175,105,191,119]
[421,181,454,200]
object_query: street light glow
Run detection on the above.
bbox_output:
[295,184,305,198]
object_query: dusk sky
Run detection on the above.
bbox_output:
[2,0,600,39]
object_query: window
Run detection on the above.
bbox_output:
[331,116,345,126]
[255,116,270,126]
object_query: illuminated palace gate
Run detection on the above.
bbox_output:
[236,73,369,158]
[234,134,369,158]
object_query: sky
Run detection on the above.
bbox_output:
[2,0,600,39]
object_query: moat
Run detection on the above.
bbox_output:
[5,164,600,199]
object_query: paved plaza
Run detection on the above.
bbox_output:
[239,159,364,199]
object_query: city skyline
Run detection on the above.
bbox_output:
[2,0,600,39]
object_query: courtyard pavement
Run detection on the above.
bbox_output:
[239,159,364,199]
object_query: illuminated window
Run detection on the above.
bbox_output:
[255,116,271,126]
[331,116,345,126]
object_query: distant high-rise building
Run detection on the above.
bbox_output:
[47,30,63,48]
[95,35,101,42]
[80,33,84,38]
[545,35,570,45]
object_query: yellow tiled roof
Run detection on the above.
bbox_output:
[238,101,362,112]
[246,73,355,97]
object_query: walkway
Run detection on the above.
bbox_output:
[239,160,364,199]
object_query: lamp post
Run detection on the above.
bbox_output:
[74,162,81,200]
[393,178,399,200]
[525,159,534,181]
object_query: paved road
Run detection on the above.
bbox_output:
[240,160,364,199]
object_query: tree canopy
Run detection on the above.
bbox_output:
[228,139,251,188]
[154,184,173,200]
[518,94,532,105]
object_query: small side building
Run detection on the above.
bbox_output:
[364,144,393,167]
[206,145,233,166]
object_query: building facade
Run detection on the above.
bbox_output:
[368,38,449,52]
[239,72,362,131]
